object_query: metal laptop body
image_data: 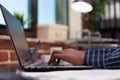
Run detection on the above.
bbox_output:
[0,4,93,72]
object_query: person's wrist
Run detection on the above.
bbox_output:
[74,51,85,66]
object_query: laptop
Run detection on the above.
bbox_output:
[0,4,93,72]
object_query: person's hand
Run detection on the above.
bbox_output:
[48,48,86,66]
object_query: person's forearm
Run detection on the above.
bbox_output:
[84,47,120,69]
[84,49,106,68]
[104,46,120,69]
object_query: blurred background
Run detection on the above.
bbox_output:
[0,0,120,79]
[0,0,120,65]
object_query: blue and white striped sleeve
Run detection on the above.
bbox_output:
[84,46,120,69]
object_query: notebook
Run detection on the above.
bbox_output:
[0,4,93,72]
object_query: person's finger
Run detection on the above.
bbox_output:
[48,54,58,65]
[48,53,64,65]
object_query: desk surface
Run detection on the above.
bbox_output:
[2,64,120,80]
[0,64,26,80]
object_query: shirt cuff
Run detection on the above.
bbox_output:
[84,49,105,68]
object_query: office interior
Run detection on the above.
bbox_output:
[0,0,120,80]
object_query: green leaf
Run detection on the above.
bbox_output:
[13,11,32,27]
[91,0,111,32]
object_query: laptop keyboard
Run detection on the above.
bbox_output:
[23,65,94,72]
[23,61,94,72]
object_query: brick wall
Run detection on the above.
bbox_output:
[0,35,73,65]
[0,36,38,65]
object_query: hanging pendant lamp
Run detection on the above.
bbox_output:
[71,0,93,13]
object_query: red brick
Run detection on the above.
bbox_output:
[0,40,13,49]
[0,52,8,61]
[40,42,51,50]
[28,42,36,47]
[10,52,18,61]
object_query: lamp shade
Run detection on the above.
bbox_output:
[71,0,93,13]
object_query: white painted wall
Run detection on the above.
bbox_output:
[68,0,83,39]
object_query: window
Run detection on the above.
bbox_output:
[56,0,68,25]
[37,0,68,25]
[99,0,120,38]
[0,0,37,38]
[0,0,29,28]
[0,0,68,38]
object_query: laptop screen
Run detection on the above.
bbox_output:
[0,4,34,66]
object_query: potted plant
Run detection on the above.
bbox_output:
[91,0,110,32]
[13,11,32,27]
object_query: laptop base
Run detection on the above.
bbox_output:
[22,66,94,72]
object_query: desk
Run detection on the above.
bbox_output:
[16,69,120,80]
[2,64,120,80]
[0,64,26,80]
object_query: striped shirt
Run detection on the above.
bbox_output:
[84,46,120,69]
